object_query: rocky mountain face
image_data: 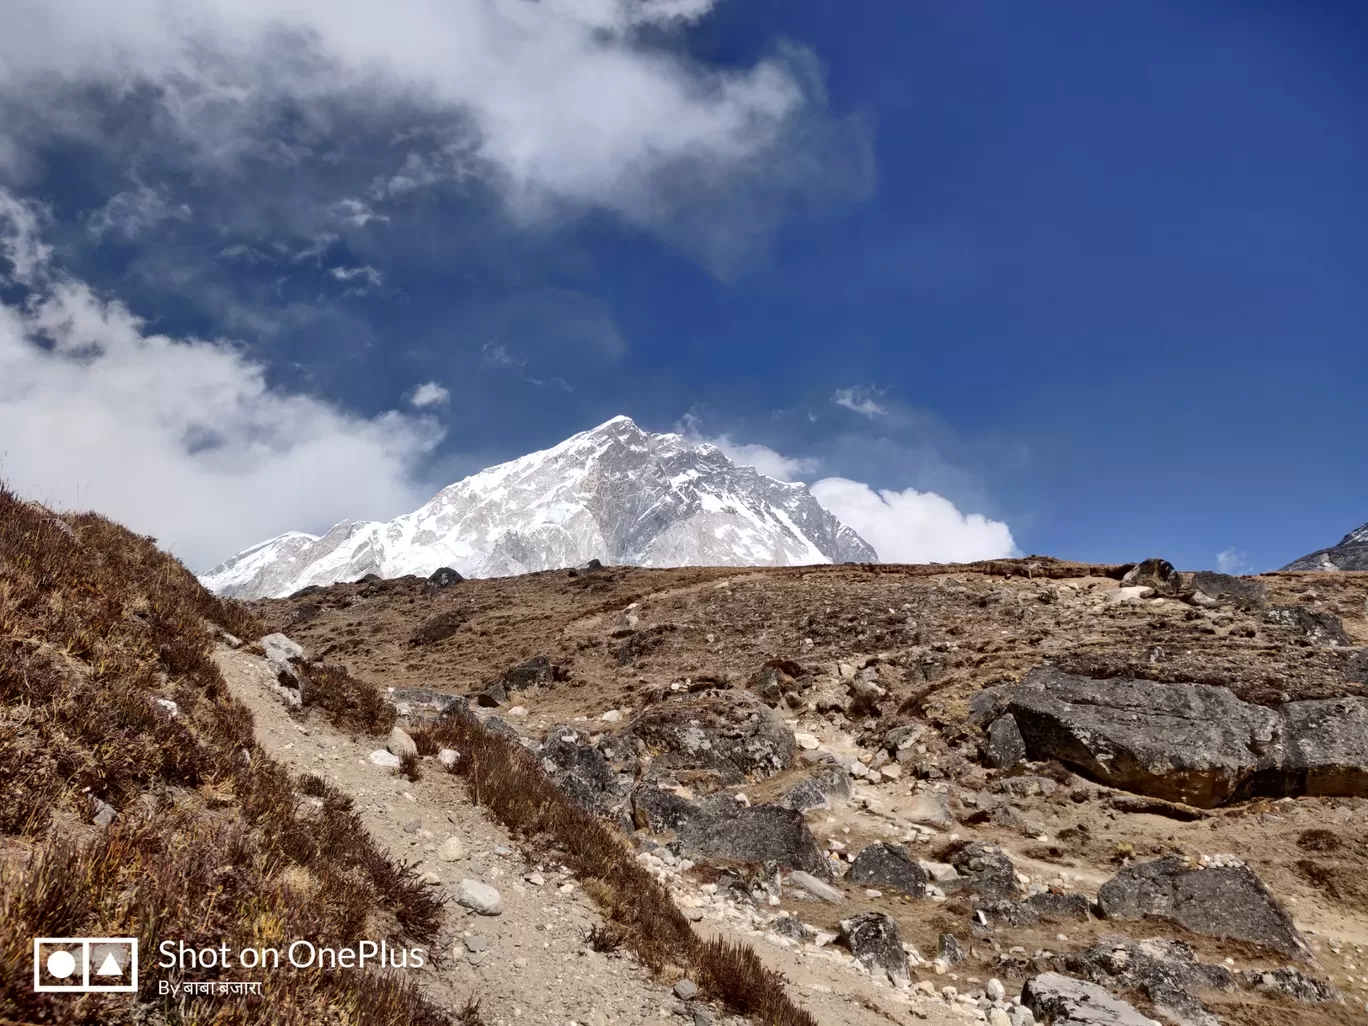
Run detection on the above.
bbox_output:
[200,416,877,599]
[1283,522,1368,571]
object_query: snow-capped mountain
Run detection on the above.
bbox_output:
[200,416,878,598]
[1281,522,1368,572]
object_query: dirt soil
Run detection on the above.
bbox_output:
[253,559,1368,1024]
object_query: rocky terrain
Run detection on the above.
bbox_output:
[249,555,1368,1026]
[201,417,876,598]
[1285,524,1368,573]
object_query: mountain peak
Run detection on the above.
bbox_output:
[200,419,877,597]
[1281,520,1368,572]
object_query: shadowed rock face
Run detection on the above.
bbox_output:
[1002,665,1368,807]
[1098,857,1309,959]
[1183,571,1269,609]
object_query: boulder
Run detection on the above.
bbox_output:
[476,682,507,707]
[770,914,809,942]
[632,784,700,833]
[1027,891,1092,922]
[1347,648,1368,683]
[497,655,558,691]
[1053,940,1234,1026]
[261,632,307,664]
[387,727,418,760]
[1263,605,1350,647]
[938,933,964,965]
[455,879,504,916]
[846,843,927,898]
[839,912,910,986]
[944,842,1018,901]
[1240,966,1340,1003]
[983,713,1027,770]
[1280,697,1368,795]
[1183,571,1267,610]
[1004,666,1280,808]
[1022,973,1161,1026]
[1121,559,1181,597]
[786,870,843,903]
[1097,857,1308,959]
[778,768,852,812]
[750,665,793,706]
[425,566,463,590]
[899,791,955,830]
[677,803,833,881]
[626,692,795,787]
[540,728,628,815]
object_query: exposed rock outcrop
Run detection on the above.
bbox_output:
[676,803,833,881]
[1097,857,1309,959]
[845,843,927,898]
[627,692,794,788]
[839,912,910,986]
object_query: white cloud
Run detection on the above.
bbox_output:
[87,183,191,240]
[1216,547,1251,574]
[0,0,861,259]
[0,190,439,571]
[678,413,815,482]
[409,381,450,408]
[328,264,383,287]
[809,478,1017,564]
[331,197,389,228]
[832,386,886,418]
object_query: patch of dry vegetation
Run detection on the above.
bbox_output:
[298,660,396,735]
[411,707,818,1026]
[0,486,470,1026]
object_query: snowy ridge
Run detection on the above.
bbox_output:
[1281,521,1368,572]
[200,416,878,598]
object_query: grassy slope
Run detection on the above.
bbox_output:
[0,487,467,1026]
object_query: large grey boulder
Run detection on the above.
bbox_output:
[983,713,1027,769]
[540,727,629,816]
[778,767,852,812]
[1122,558,1181,597]
[676,803,833,881]
[846,843,927,898]
[626,692,795,787]
[1022,973,1160,1026]
[1004,666,1279,808]
[839,912,910,986]
[1182,571,1268,609]
[1004,666,1368,805]
[1279,696,1368,796]
[1097,857,1309,959]
[1347,648,1368,683]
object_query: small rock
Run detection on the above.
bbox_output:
[153,698,180,718]
[938,933,964,965]
[91,798,116,828]
[986,978,1006,1002]
[988,1011,1012,1026]
[402,819,421,834]
[674,979,699,1000]
[387,726,418,760]
[455,879,504,916]
[438,836,465,862]
[601,709,622,722]
[438,748,460,770]
[368,749,402,768]
[795,732,821,750]
[788,871,844,903]
[463,935,488,953]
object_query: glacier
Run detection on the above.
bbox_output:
[200,416,878,598]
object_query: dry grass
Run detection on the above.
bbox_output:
[297,660,396,735]
[0,485,471,1025]
[411,706,818,1026]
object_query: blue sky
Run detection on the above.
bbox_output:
[0,1,1364,573]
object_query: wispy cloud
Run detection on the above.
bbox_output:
[330,198,389,228]
[328,265,383,288]
[408,381,449,408]
[1216,547,1252,574]
[679,414,817,482]
[832,386,887,418]
[87,183,190,240]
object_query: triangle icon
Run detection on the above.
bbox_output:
[96,952,123,976]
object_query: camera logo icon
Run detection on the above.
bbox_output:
[34,938,138,993]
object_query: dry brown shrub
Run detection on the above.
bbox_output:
[299,660,396,734]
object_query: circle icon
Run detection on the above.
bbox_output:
[46,950,77,979]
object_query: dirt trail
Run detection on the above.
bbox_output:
[216,644,696,1026]
[217,642,969,1026]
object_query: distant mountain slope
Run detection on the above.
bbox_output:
[1282,522,1368,572]
[200,416,878,598]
